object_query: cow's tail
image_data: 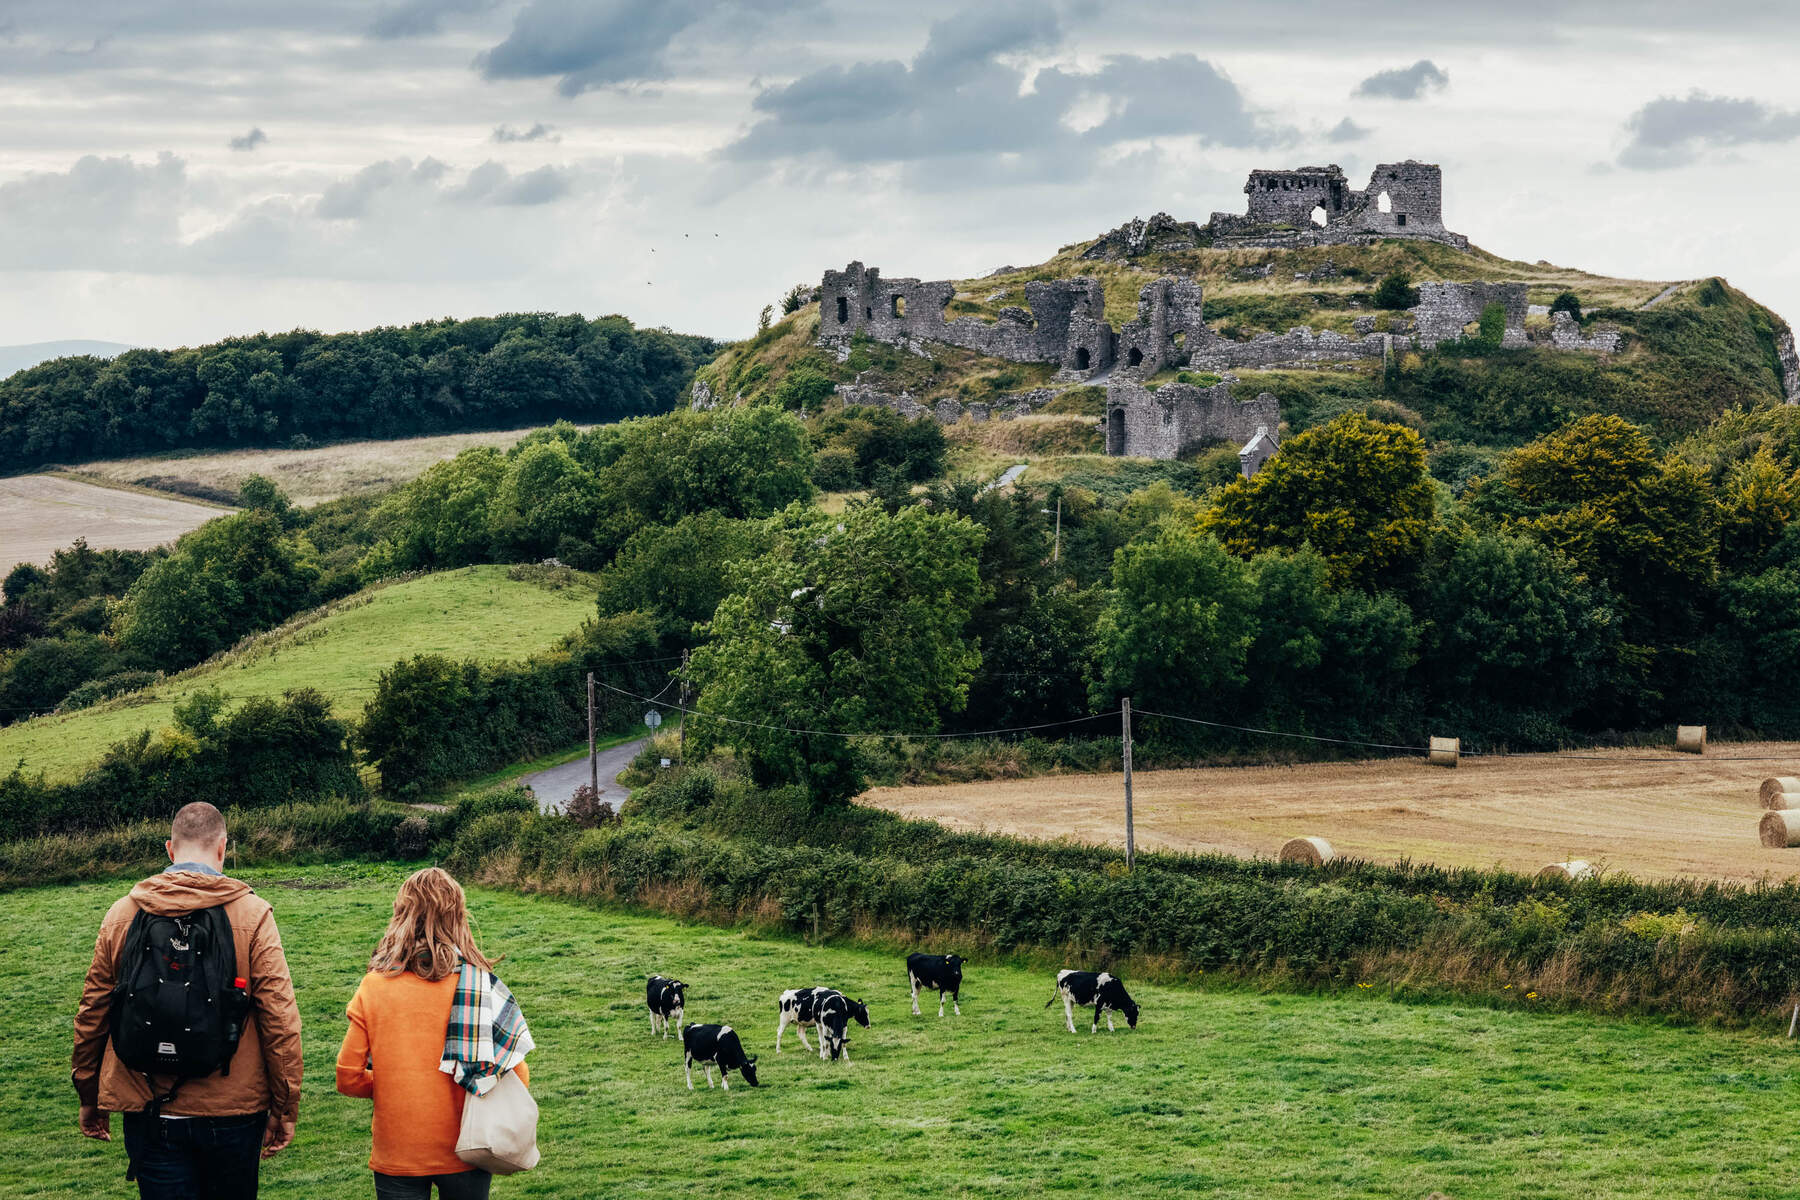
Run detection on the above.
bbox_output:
[1044,985,1060,1008]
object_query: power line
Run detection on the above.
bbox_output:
[590,677,1117,741]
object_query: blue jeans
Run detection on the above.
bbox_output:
[373,1170,492,1199]
[122,1111,264,1200]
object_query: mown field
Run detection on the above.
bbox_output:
[0,474,226,576]
[0,566,596,781]
[61,424,582,508]
[11,861,1799,1199]
[864,743,1800,884]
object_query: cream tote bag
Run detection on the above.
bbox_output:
[455,1069,541,1174]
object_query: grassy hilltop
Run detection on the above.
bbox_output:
[701,234,1795,466]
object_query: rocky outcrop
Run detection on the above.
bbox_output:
[1081,212,1206,260]
[1778,326,1800,405]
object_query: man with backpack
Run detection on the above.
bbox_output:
[72,801,304,1198]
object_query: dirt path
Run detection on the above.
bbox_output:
[861,742,1800,883]
[0,474,226,575]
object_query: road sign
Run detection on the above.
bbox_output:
[644,710,663,729]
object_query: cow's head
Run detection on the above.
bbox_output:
[1122,996,1140,1028]
[848,999,870,1027]
[946,954,965,975]
[739,1055,761,1087]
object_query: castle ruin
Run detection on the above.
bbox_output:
[790,159,1630,459]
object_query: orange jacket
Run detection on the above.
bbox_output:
[335,970,531,1177]
[72,870,304,1120]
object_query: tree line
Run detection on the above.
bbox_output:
[0,312,718,470]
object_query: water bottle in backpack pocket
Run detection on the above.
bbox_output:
[110,906,250,1082]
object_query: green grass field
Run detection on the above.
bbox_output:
[11,862,1798,1199]
[0,566,596,781]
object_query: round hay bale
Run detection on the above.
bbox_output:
[1675,724,1706,754]
[1536,860,1594,882]
[1760,777,1800,808]
[1427,736,1460,768]
[1761,810,1800,848]
[1279,836,1334,866]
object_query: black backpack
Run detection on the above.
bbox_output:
[110,905,252,1096]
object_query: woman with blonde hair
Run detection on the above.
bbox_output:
[337,868,535,1199]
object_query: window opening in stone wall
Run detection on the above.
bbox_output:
[1396,213,1407,226]
[865,306,873,320]
[891,295,905,317]
[836,296,848,324]
[1378,191,1392,213]
[1310,204,1327,227]
[1127,346,1144,367]
[1075,347,1091,371]
[1171,330,1187,354]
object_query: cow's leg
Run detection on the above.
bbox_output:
[910,974,921,1017]
[775,1013,788,1053]
[1106,1010,1115,1032]
[796,1025,813,1052]
[722,1073,730,1091]
[1062,993,1077,1034]
[650,1012,658,1036]
[952,986,961,1017]
[685,1056,694,1090]
[841,1041,851,1064]
[706,1064,716,1089]
[673,1010,683,1037]
[937,988,946,1018]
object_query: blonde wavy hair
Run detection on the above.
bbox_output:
[369,867,497,981]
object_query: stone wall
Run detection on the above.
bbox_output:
[818,261,1112,377]
[1116,277,1206,378]
[1104,378,1280,459]
[1189,324,1398,371]
[1210,160,1466,250]
[1548,310,1624,354]
[1410,281,1529,348]
[834,381,1058,424]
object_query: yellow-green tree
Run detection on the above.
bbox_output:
[1202,412,1433,588]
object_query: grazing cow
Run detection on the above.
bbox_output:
[680,1024,760,1090]
[646,975,687,1039]
[906,952,964,1017]
[775,987,870,1060]
[1045,969,1140,1033]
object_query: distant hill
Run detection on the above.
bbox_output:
[0,340,133,377]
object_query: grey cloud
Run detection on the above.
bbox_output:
[368,0,493,39]
[0,152,187,271]
[1354,59,1448,100]
[492,122,558,143]
[913,1,1059,79]
[728,18,1282,171]
[316,157,449,220]
[1327,117,1370,142]
[1618,91,1800,169]
[454,160,573,205]
[228,126,268,152]
[475,0,808,96]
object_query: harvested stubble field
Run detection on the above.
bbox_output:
[13,861,1800,1199]
[862,742,1800,884]
[65,424,582,508]
[0,474,226,575]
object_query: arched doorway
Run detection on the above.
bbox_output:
[1126,346,1144,368]
[836,296,849,324]
[1107,406,1126,455]
[1075,346,1091,371]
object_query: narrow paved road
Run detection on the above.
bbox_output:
[521,737,649,814]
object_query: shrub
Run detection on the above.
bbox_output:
[564,784,621,829]
[1550,290,1583,322]
[1373,271,1420,310]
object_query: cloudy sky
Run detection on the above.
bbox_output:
[2,0,1798,348]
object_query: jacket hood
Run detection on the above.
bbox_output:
[129,870,254,915]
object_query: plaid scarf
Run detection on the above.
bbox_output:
[440,962,535,1096]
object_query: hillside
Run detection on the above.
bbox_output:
[701,232,1798,469]
[0,565,596,781]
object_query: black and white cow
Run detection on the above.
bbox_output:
[775,987,870,1060]
[680,1024,760,1090]
[646,974,687,1039]
[1045,969,1140,1033]
[906,952,964,1017]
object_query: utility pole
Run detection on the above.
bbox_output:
[1121,696,1135,870]
[587,671,598,796]
[1053,495,1061,564]
[677,648,690,764]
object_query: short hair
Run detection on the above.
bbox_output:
[170,802,227,847]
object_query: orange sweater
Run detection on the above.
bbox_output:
[335,971,531,1177]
